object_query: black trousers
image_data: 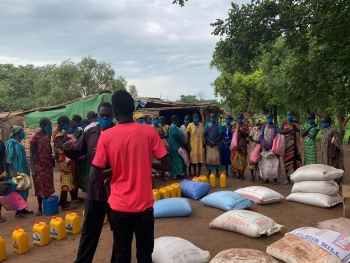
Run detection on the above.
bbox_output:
[74,198,115,263]
[110,207,154,263]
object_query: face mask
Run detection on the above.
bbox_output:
[210,118,216,124]
[237,118,243,124]
[194,117,199,124]
[153,120,159,126]
[308,119,315,125]
[137,119,144,124]
[98,117,113,129]
[19,131,26,139]
[76,122,82,127]
[63,124,70,130]
[184,120,190,125]
[44,125,52,133]
[69,128,77,134]
[225,120,231,125]
[322,123,330,129]
[267,118,273,125]
[147,119,152,125]
[287,115,294,121]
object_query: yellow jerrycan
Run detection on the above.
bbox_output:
[209,173,216,188]
[200,175,209,183]
[65,212,81,235]
[152,189,161,200]
[172,183,181,197]
[12,227,29,255]
[220,173,227,188]
[33,221,50,246]
[159,187,170,199]
[192,176,199,182]
[50,216,66,240]
[0,236,6,261]
[167,184,177,198]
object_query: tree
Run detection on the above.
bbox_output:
[128,85,138,97]
[172,0,187,7]
[111,76,128,92]
[178,95,199,104]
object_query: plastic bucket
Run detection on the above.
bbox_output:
[43,195,59,216]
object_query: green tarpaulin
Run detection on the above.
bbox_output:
[24,93,139,128]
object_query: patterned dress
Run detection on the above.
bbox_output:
[302,123,320,165]
[282,121,302,177]
[221,125,233,166]
[52,129,76,191]
[247,126,260,170]
[30,132,55,198]
[230,123,249,173]
[186,123,205,164]
[168,124,184,176]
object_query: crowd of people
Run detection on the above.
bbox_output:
[0,89,346,263]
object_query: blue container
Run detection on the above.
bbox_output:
[43,195,59,216]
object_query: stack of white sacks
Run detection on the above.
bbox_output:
[286,164,343,208]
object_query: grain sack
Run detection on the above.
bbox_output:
[235,186,284,204]
[154,198,192,218]
[288,227,350,262]
[201,191,254,211]
[266,235,341,263]
[292,181,339,196]
[210,248,279,263]
[290,164,344,182]
[209,210,283,238]
[180,179,211,200]
[152,236,211,263]
[286,192,342,208]
[317,218,350,236]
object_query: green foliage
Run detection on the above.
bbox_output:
[210,0,350,136]
[128,84,138,97]
[0,57,131,111]
[172,0,187,7]
[177,95,220,106]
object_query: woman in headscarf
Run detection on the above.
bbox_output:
[52,116,77,210]
[221,115,233,175]
[6,125,33,218]
[231,114,249,180]
[186,113,204,176]
[280,111,302,184]
[301,113,320,165]
[133,113,144,124]
[204,113,222,177]
[168,115,187,179]
[320,115,344,184]
[30,118,55,216]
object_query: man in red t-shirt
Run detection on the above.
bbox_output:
[90,90,172,263]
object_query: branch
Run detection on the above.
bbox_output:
[340,40,350,48]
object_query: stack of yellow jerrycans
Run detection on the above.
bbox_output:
[153,182,181,200]
[194,174,227,188]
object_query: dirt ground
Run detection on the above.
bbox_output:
[1,144,350,263]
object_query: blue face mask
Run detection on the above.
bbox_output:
[194,117,199,124]
[137,119,144,124]
[44,125,52,134]
[76,122,82,127]
[147,119,152,125]
[63,124,70,130]
[19,131,26,139]
[267,118,273,125]
[237,118,243,124]
[308,119,315,125]
[322,123,330,129]
[210,118,216,124]
[69,128,77,134]
[287,115,294,121]
[184,120,190,125]
[98,117,113,129]
[225,119,231,125]
[153,120,159,126]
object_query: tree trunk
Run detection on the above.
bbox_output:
[337,115,350,140]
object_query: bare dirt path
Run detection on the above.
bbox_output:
[1,144,349,263]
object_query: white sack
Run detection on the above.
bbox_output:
[210,248,279,263]
[235,186,284,204]
[290,164,343,182]
[292,181,339,196]
[317,218,350,236]
[286,192,342,208]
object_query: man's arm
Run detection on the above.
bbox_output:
[152,154,172,172]
[63,133,87,161]
[89,167,112,184]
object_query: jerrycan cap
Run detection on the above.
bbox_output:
[35,221,40,224]
[15,227,20,230]
[67,212,71,214]
[52,216,57,219]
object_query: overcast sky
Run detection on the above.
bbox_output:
[0,0,246,100]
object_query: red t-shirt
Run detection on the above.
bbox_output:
[92,122,167,212]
